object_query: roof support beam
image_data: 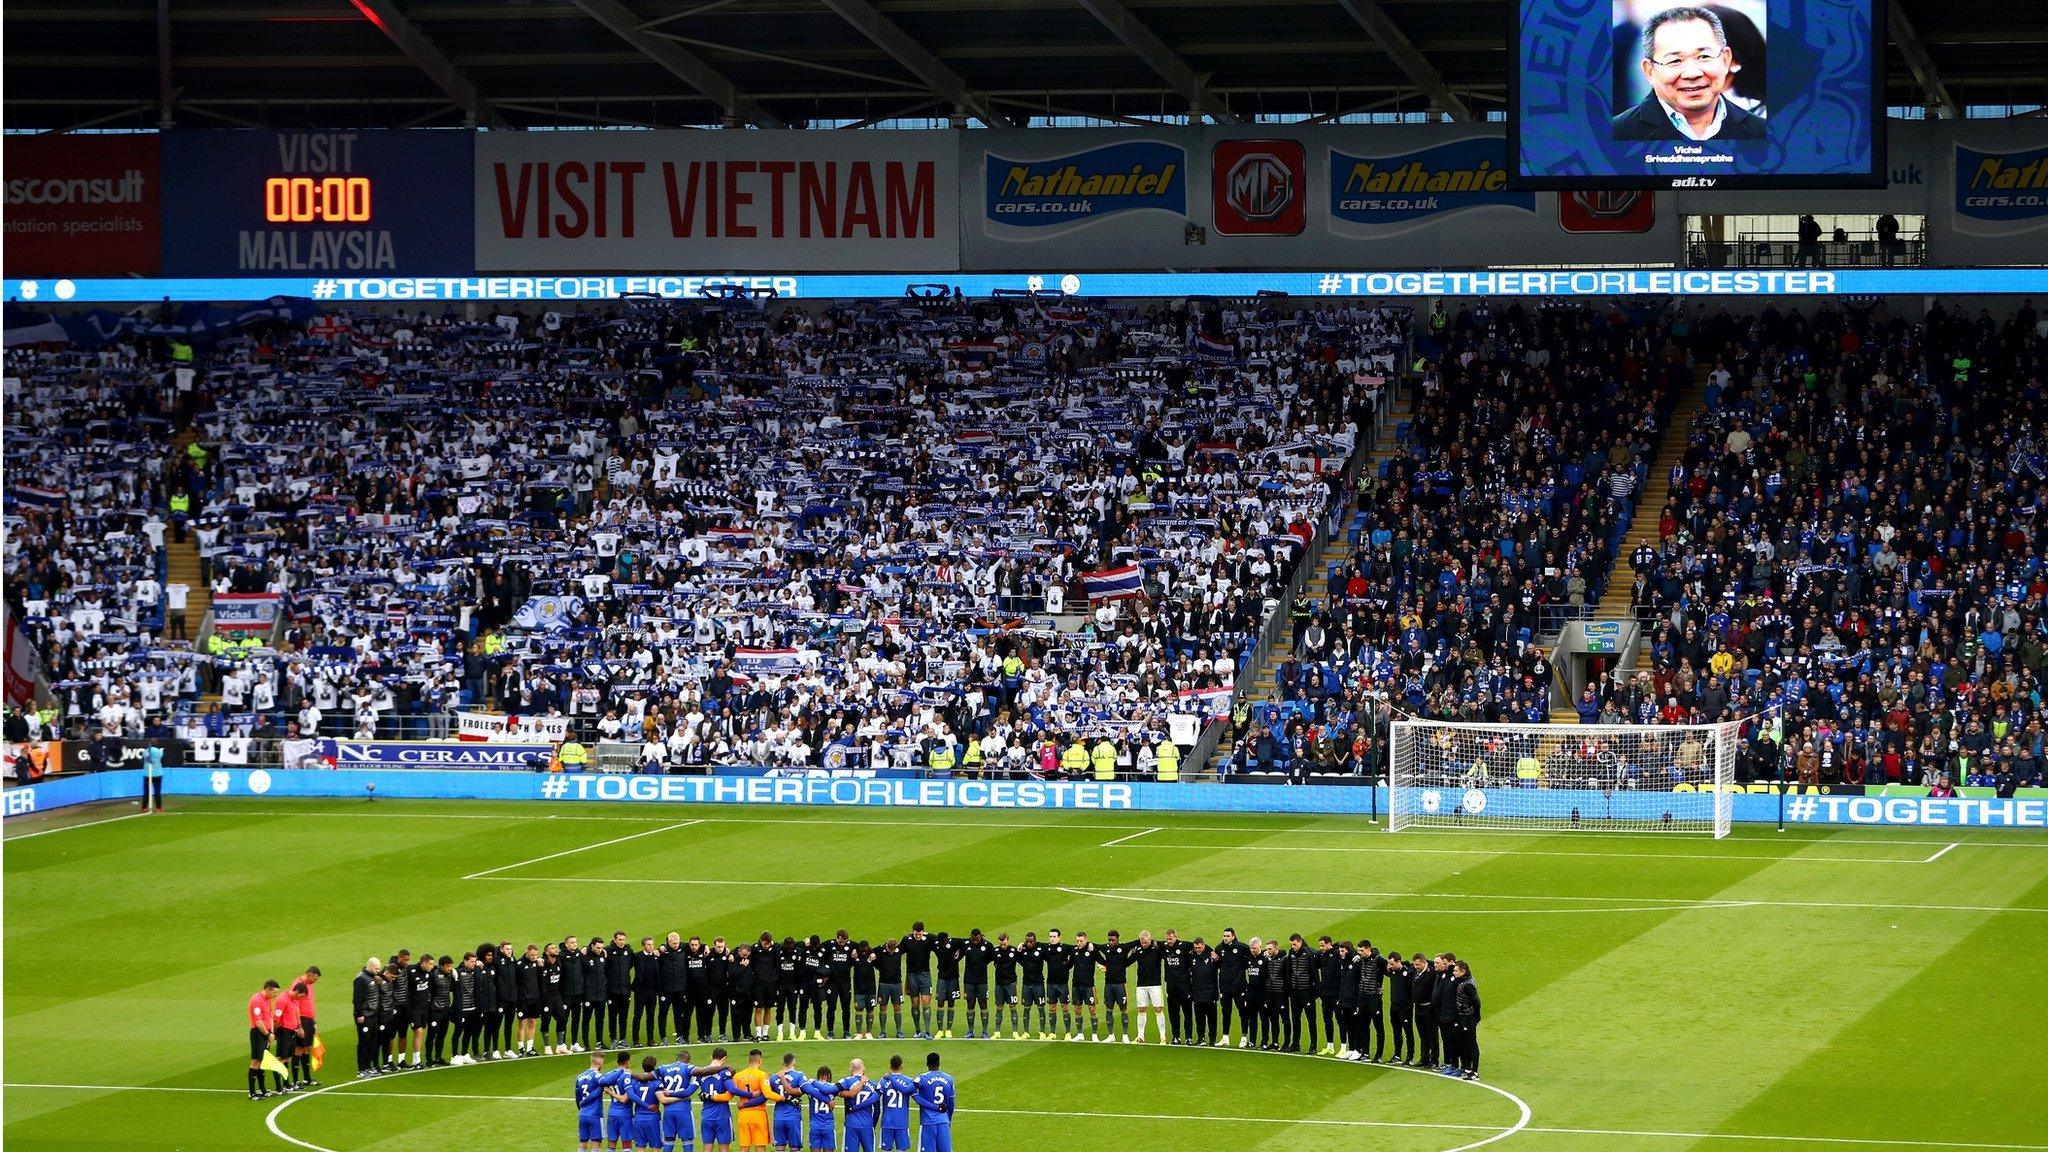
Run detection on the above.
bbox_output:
[1332,0,1471,121]
[1072,0,1237,122]
[1887,0,1958,119]
[568,0,784,127]
[345,0,494,125]
[817,0,1012,127]
[156,0,175,128]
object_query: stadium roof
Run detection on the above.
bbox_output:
[6,0,2045,132]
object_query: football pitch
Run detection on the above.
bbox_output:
[5,796,2046,1152]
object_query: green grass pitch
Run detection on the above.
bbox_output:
[5,797,2046,1152]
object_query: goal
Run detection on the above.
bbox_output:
[1388,718,1739,837]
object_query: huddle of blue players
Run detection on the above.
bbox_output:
[574,1045,956,1152]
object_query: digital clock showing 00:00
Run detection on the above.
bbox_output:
[263,176,373,223]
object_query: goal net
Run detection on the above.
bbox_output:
[1388,718,1739,837]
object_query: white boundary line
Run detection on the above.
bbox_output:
[1100,826,1161,848]
[247,1041,1531,1152]
[133,808,2048,848]
[1106,841,1933,864]
[1925,843,1959,863]
[462,874,2048,916]
[460,820,704,880]
[1053,885,1759,916]
[3,810,154,840]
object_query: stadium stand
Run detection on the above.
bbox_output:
[6,296,2042,788]
[6,294,1414,778]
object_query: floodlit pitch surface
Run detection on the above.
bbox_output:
[6,797,2046,1152]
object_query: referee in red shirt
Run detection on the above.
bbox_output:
[287,967,322,1088]
[273,979,303,1092]
[248,980,280,1099]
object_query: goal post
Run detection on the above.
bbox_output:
[1388,718,1742,837]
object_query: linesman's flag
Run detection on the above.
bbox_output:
[260,1050,291,1078]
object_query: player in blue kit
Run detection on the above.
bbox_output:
[697,1049,742,1152]
[656,1049,709,1152]
[767,1053,808,1152]
[836,1059,881,1152]
[799,1066,841,1151]
[628,1056,668,1150]
[875,1056,916,1152]
[576,1054,610,1151]
[600,1052,639,1152]
[911,1053,955,1152]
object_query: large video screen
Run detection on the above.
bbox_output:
[1511,0,1885,189]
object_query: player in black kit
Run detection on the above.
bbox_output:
[1240,939,1267,1049]
[1070,930,1102,1041]
[933,932,963,1039]
[851,940,879,1039]
[1040,929,1073,1040]
[825,931,856,1039]
[992,933,1021,1038]
[959,929,995,1040]
[1098,930,1130,1042]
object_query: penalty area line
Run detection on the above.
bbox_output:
[1100,826,1161,848]
[460,819,704,880]
[1925,842,1959,863]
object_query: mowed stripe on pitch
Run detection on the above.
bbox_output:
[1461,841,2040,1147]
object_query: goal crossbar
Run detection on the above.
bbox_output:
[1388,718,1742,837]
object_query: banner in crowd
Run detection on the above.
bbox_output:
[332,740,555,768]
[510,594,583,632]
[2,134,161,277]
[455,712,571,744]
[474,132,959,272]
[731,648,803,677]
[1081,565,1144,601]
[5,612,42,708]
[160,130,475,276]
[209,592,281,633]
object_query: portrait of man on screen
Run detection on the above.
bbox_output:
[1611,4,1768,141]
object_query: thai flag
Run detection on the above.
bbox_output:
[1178,685,1233,718]
[732,648,802,677]
[7,484,66,510]
[956,430,995,449]
[946,340,1002,368]
[1193,334,1234,361]
[1082,565,1145,601]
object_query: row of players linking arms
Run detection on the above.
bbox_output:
[243,923,1484,1110]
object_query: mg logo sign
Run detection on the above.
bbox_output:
[1228,153,1295,220]
[1211,139,1305,235]
[1559,189,1656,233]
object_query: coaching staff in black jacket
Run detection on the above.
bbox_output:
[659,933,688,1044]
[1387,952,1413,1063]
[604,931,633,1044]
[1214,928,1250,1046]
[1451,960,1482,1079]
[1409,954,1437,1068]
[352,957,382,1075]
[1433,954,1461,1071]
